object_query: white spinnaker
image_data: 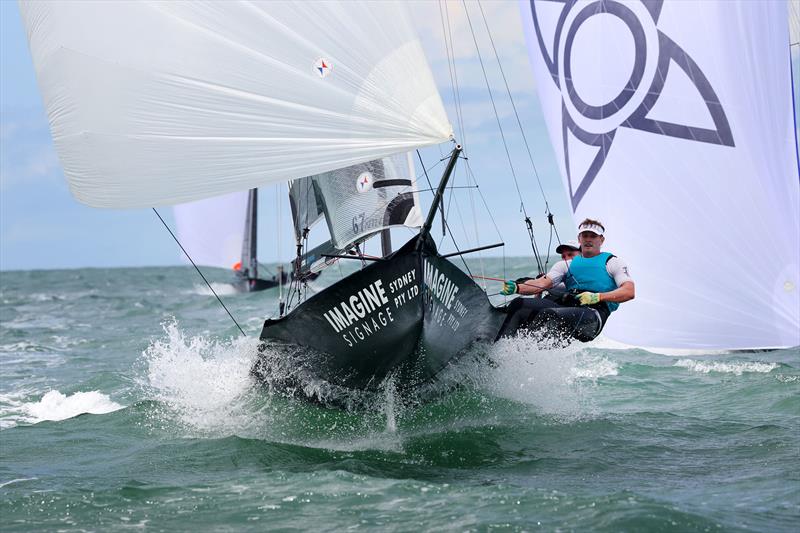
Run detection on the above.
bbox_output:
[20,1,452,208]
[173,191,248,271]
[521,0,800,349]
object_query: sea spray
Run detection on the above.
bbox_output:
[137,321,403,450]
[441,331,609,421]
[137,320,263,437]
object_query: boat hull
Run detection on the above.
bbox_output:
[257,238,506,392]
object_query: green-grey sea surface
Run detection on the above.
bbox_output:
[1,263,798,532]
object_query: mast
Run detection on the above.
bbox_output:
[417,145,462,249]
[380,229,392,257]
[241,188,258,280]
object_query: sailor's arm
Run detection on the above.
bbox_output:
[517,276,554,295]
[598,280,635,303]
[600,257,635,303]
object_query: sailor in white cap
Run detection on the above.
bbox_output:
[501,218,635,324]
[555,239,581,262]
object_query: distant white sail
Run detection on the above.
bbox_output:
[173,191,248,271]
[20,1,451,208]
[521,0,800,349]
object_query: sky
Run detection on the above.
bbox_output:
[0,1,581,271]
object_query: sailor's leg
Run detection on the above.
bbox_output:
[496,297,561,339]
[530,305,603,342]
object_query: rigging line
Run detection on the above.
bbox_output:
[466,168,487,290]
[544,223,554,273]
[440,0,467,147]
[462,0,546,275]
[461,0,526,218]
[462,160,504,240]
[418,149,473,276]
[476,0,552,213]
[414,185,481,194]
[416,149,437,200]
[462,159,509,287]
[462,0,549,273]
[443,159,477,264]
[151,208,246,337]
[526,217,545,274]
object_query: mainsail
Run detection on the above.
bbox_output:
[20,1,452,208]
[290,153,424,274]
[313,152,423,250]
[288,177,324,242]
[521,0,800,349]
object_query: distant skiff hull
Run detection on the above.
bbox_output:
[256,238,506,393]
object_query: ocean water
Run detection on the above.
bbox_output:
[1,263,798,531]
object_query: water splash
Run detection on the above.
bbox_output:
[382,375,398,433]
[137,320,262,436]
[429,332,615,421]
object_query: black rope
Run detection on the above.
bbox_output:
[476,0,553,215]
[461,3,525,211]
[152,208,246,337]
[462,1,550,275]
[476,0,562,268]
[440,0,467,146]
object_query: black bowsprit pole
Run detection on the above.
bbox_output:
[417,145,462,250]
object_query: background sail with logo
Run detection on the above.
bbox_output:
[520,0,800,349]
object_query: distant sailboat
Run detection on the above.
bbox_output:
[173,188,286,292]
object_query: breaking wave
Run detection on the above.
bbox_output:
[4,390,124,427]
[674,359,779,375]
[190,282,238,296]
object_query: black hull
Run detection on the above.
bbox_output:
[255,237,606,405]
[257,237,506,393]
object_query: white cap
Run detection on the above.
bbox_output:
[578,221,604,236]
[555,239,580,254]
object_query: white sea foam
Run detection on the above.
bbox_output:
[16,390,123,424]
[674,359,779,375]
[0,477,38,488]
[568,356,619,382]
[139,321,261,435]
[191,283,238,296]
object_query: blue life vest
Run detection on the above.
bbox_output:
[565,252,620,312]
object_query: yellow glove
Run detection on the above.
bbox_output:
[501,280,518,295]
[577,292,600,305]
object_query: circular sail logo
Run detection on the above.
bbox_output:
[356,172,373,193]
[314,58,332,78]
[528,0,734,209]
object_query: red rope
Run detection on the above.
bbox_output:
[470,274,506,282]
